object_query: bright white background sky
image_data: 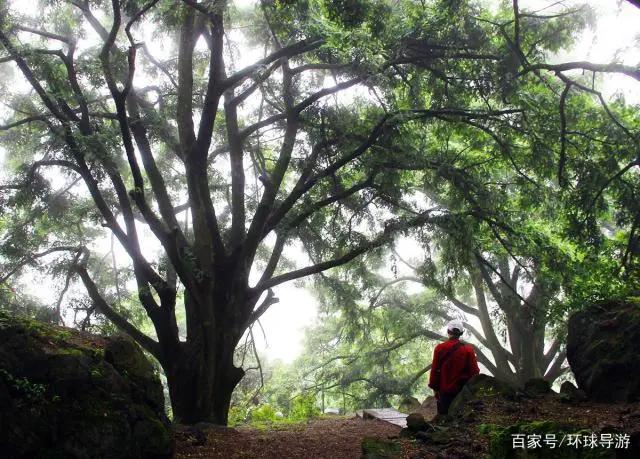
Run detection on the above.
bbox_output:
[1,0,639,364]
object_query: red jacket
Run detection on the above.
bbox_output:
[428,338,480,396]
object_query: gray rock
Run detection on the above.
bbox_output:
[398,395,421,414]
[567,298,640,402]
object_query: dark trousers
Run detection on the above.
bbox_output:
[436,390,460,415]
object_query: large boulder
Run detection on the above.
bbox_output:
[0,311,172,458]
[448,374,517,416]
[567,298,640,402]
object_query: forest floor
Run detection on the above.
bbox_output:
[173,398,640,458]
[173,417,421,458]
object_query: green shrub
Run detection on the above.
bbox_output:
[228,405,248,426]
[251,404,278,423]
[289,393,320,421]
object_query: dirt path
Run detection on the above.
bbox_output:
[174,398,640,458]
[174,417,421,458]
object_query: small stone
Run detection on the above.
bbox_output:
[523,378,552,396]
[398,396,421,413]
[559,381,587,403]
[406,412,428,432]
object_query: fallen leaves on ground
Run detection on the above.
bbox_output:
[174,417,421,458]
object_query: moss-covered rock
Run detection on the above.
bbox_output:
[449,374,517,416]
[361,437,401,458]
[0,311,172,458]
[567,298,640,402]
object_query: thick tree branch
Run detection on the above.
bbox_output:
[253,211,459,292]
[520,62,640,82]
[258,235,286,285]
[247,289,280,325]
[223,38,324,90]
[543,338,561,369]
[195,13,224,156]
[176,8,197,150]
[176,8,226,263]
[224,91,246,248]
[75,264,160,357]
[14,24,70,43]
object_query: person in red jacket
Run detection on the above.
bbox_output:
[428,320,480,415]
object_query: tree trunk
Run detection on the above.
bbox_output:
[165,340,245,425]
[161,265,254,425]
[164,289,249,425]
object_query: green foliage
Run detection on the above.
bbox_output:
[0,369,47,403]
[250,403,279,423]
[361,437,401,459]
[289,392,320,421]
[291,276,440,410]
[0,0,638,425]
[228,404,248,427]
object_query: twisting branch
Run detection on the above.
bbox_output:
[0,246,83,284]
[14,25,71,43]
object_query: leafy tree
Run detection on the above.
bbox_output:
[295,288,439,409]
[0,0,637,424]
[294,0,640,390]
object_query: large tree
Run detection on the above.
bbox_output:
[0,0,637,424]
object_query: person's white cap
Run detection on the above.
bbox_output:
[446,319,465,334]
